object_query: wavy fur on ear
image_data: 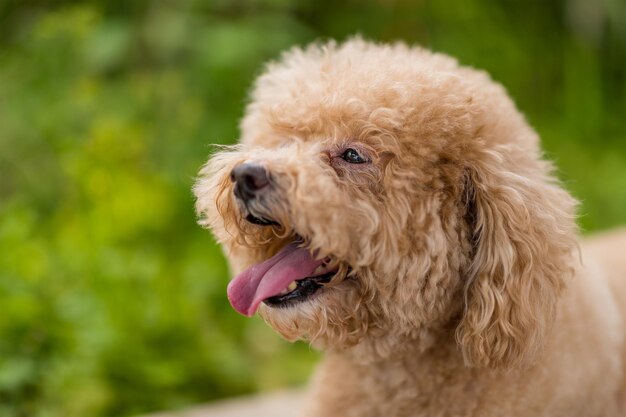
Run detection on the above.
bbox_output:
[457,146,578,368]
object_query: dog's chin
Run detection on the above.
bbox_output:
[259,290,347,348]
[257,278,373,351]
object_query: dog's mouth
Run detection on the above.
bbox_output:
[263,266,336,309]
[226,214,339,316]
[245,213,280,227]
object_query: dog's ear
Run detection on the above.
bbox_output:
[456,149,578,368]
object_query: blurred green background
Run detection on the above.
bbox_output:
[0,0,625,416]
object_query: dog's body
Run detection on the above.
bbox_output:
[194,39,626,416]
[306,229,626,416]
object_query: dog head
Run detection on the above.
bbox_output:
[194,39,578,368]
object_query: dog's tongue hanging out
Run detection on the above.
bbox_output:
[227,242,324,316]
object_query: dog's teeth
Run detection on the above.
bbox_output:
[313,265,326,275]
[287,281,297,292]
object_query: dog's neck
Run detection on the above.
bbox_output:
[337,320,462,367]
[311,326,492,416]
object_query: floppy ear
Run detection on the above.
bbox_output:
[456,148,578,368]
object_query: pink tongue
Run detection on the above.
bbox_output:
[227,242,325,317]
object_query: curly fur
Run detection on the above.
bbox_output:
[194,38,626,416]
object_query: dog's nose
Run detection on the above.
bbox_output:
[230,163,270,201]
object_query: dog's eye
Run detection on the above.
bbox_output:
[341,148,366,164]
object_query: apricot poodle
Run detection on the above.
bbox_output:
[194,38,626,416]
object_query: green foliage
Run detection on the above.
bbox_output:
[0,1,624,416]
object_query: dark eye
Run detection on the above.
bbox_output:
[341,148,367,164]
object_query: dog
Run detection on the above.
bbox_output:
[194,38,626,416]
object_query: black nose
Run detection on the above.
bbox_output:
[230,163,270,201]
